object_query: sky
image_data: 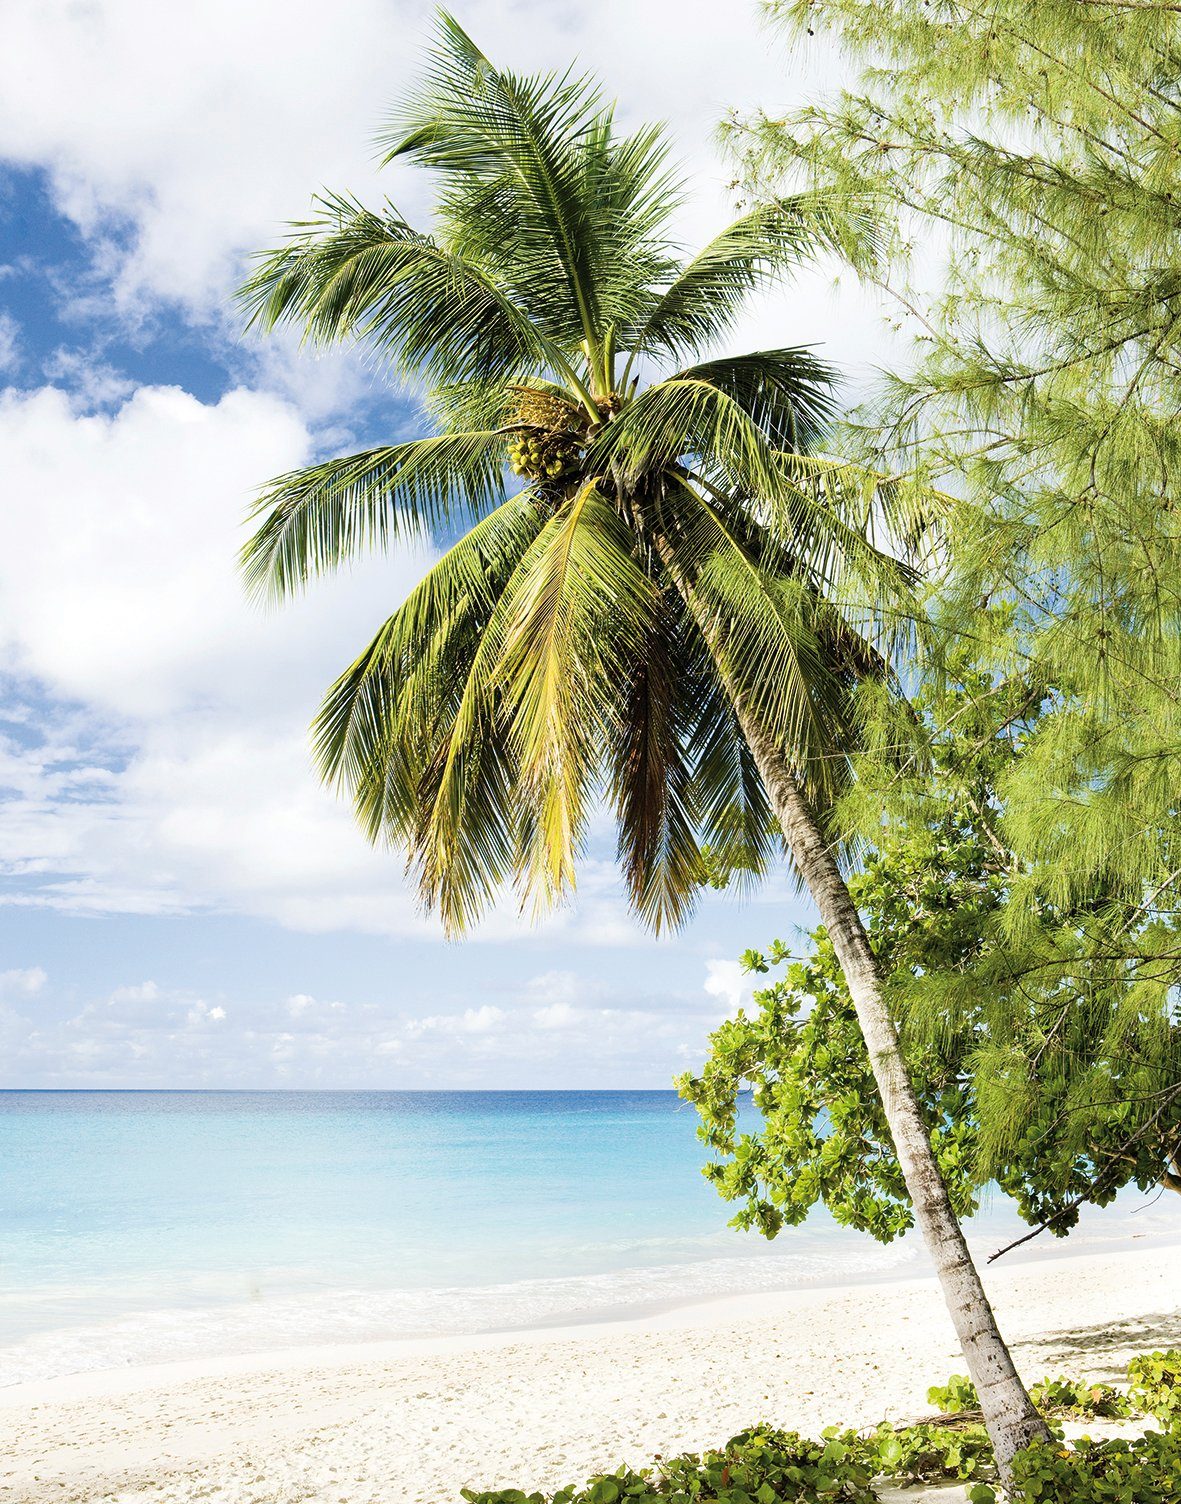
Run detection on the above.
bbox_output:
[0,0,903,1089]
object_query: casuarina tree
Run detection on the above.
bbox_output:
[239,14,1049,1473]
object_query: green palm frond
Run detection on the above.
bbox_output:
[607,605,705,934]
[673,348,838,452]
[661,474,862,809]
[313,491,544,832]
[622,195,871,368]
[239,193,568,393]
[496,481,659,910]
[241,431,509,600]
[380,14,677,369]
[588,376,789,503]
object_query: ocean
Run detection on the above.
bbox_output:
[1,1089,1174,1386]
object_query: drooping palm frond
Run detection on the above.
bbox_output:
[672,348,838,452]
[313,491,545,831]
[658,474,861,810]
[239,193,574,394]
[588,376,792,501]
[242,431,510,600]
[496,482,659,910]
[607,603,705,934]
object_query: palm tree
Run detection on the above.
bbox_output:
[239,13,1048,1475]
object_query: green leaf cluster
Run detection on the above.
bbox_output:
[679,668,1181,1242]
[462,1429,877,1504]
[1006,1428,1181,1504]
[1127,1350,1181,1427]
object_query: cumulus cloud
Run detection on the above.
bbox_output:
[703,957,751,1017]
[0,381,445,932]
[0,1,898,381]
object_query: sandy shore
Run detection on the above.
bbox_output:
[1,1243,1177,1504]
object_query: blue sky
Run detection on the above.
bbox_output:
[0,0,901,1088]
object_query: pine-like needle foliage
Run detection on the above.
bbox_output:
[731,0,1181,1182]
[240,12,922,936]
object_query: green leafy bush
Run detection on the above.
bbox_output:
[1126,1350,1181,1426]
[928,1369,1135,1420]
[463,1354,1181,1504]
[864,1419,993,1484]
[1006,1427,1181,1503]
[1028,1377,1131,1419]
[461,1429,877,1504]
[927,1374,980,1414]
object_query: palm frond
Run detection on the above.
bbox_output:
[381,13,680,364]
[241,431,508,600]
[623,195,874,366]
[588,375,787,504]
[496,480,659,911]
[239,193,559,390]
[313,490,544,824]
[673,347,839,452]
[660,474,863,810]
[607,599,704,934]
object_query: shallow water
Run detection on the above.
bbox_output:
[1,1089,1174,1384]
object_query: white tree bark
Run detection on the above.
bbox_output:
[738,705,1051,1477]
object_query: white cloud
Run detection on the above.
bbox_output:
[0,381,443,932]
[0,1,901,383]
[0,312,20,375]
[0,965,47,996]
[407,1004,507,1036]
[703,957,751,1017]
[533,1000,577,1030]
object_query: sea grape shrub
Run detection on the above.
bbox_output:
[1029,1378,1131,1421]
[461,1428,877,1504]
[1003,1427,1181,1503]
[1126,1350,1181,1427]
[928,1372,1135,1421]
[928,1374,980,1415]
[864,1420,993,1484]
[461,1357,1181,1504]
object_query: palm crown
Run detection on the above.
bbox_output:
[240,12,913,935]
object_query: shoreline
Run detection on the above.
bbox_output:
[1,1243,1177,1504]
[3,1214,1176,1401]
[1,1239,1175,1402]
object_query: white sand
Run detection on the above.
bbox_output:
[1,1244,1176,1504]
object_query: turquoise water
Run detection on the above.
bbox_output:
[1,1090,1174,1384]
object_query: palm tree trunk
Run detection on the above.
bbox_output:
[737,707,1051,1480]
[651,537,1050,1482]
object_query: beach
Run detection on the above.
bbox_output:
[2,1243,1176,1504]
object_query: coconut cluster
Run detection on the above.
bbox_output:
[506,387,586,484]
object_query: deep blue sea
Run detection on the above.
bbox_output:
[1,1090,1175,1385]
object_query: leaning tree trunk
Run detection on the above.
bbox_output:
[652,537,1051,1483]
[738,707,1051,1481]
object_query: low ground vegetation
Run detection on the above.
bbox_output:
[462,1352,1181,1504]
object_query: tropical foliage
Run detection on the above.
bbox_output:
[679,671,1181,1244]
[239,14,917,938]
[730,0,1181,1146]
